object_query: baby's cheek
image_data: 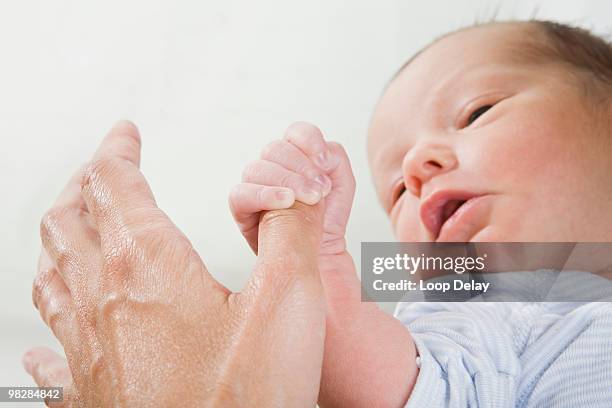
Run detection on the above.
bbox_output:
[483,117,576,183]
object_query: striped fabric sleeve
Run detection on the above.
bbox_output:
[394,302,521,408]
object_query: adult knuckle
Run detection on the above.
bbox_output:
[47,307,72,339]
[40,207,70,241]
[32,267,55,310]
[101,247,131,282]
[81,157,123,192]
[260,206,321,249]
[260,206,305,231]
[95,290,127,324]
[102,214,183,274]
[39,209,75,271]
[55,251,73,275]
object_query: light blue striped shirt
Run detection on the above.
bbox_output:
[394,272,612,407]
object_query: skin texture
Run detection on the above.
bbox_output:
[25,22,612,408]
[25,121,328,407]
[369,23,612,243]
[230,122,417,408]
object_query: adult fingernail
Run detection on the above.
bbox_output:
[313,175,332,196]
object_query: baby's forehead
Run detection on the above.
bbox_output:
[369,23,542,136]
[367,23,547,179]
[396,23,537,85]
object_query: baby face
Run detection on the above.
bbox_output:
[368,23,612,242]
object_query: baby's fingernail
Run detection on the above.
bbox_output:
[315,150,337,171]
[313,175,332,196]
[275,190,294,206]
[302,187,322,204]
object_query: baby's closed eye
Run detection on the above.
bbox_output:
[465,104,494,127]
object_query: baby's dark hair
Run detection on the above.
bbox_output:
[525,20,612,105]
[391,20,612,108]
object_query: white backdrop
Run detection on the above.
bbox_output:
[1,0,610,394]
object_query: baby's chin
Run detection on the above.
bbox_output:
[393,222,543,242]
[465,223,579,242]
[466,225,501,242]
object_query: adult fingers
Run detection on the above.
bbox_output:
[80,121,222,294]
[80,122,161,241]
[31,252,83,401]
[284,122,339,172]
[229,183,295,253]
[240,202,326,405]
[91,120,142,167]
[39,199,99,296]
[242,160,328,205]
[248,202,325,295]
[40,163,99,291]
[32,251,79,356]
[22,346,75,407]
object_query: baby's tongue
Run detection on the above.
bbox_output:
[441,200,465,224]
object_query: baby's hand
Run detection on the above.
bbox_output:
[230,122,416,408]
[229,121,355,256]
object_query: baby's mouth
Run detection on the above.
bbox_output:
[441,200,467,227]
[420,191,483,240]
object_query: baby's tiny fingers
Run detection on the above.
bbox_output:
[242,160,325,205]
[229,183,295,253]
[284,122,339,172]
[261,139,331,188]
[230,183,295,219]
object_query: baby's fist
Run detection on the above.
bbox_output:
[229,122,355,255]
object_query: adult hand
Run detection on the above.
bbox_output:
[25,121,326,407]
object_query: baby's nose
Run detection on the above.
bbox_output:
[402,143,458,197]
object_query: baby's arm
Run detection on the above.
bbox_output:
[229,122,418,407]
